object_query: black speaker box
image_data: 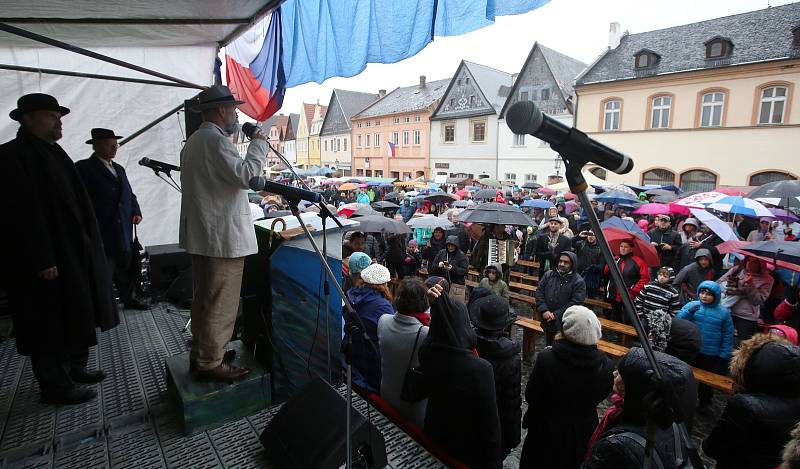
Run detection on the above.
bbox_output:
[147,244,191,295]
[260,378,387,469]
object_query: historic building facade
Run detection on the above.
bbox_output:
[320,89,381,176]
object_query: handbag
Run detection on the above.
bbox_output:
[400,326,427,402]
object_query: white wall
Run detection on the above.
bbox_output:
[429,114,500,178]
[284,140,297,164]
[496,113,572,186]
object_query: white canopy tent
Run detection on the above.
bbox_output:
[0,1,278,246]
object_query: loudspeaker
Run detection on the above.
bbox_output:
[147,244,192,294]
[184,99,203,139]
[260,378,387,469]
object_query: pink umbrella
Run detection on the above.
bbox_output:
[537,187,556,196]
[455,189,468,198]
[358,183,368,188]
[632,203,672,216]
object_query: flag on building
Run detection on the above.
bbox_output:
[387,141,397,157]
[225,11,286,121]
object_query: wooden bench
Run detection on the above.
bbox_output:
[514,318,734,394]
[515,259,540,269]
[598,318,637,347]
[585,297,613,310]
[509,281,537,295]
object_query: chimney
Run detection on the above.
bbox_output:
[608,22,623,49]
[419,75,426,88]
[379,89,386,98]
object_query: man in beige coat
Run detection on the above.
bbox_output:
[179,85,266,381]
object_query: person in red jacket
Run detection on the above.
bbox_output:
[604,239,649,324]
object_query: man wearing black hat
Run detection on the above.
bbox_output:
[179,85,267,382]
[0,94,118,405]
[533,216,571,279]
[76,128,147,310]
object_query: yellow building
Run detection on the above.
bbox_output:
[294,102,313,166]
[307,102,327,166]
[574,5,800,191]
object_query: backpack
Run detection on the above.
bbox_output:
[604,423,692,469]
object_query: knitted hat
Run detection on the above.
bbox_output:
[349,252,372,274]
[446,235,459,247]
[561,305,602,346]
[360,263,391,285]
[407,239,418,248]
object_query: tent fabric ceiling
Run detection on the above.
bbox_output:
[0,0,275,47]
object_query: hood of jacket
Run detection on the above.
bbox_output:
[476,334,519,360]
[423,294,476,352]
[347,285,389,309]
[730,334,800,396]
[696,280,722,305]
[559,250,578,273]
[551,340,606,369]
[694,248,712,262]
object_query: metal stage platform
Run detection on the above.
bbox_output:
[0,304,444,468]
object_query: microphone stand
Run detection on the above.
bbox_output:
[555,156,704,468]
[265,141,379,468]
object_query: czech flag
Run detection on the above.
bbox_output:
[225,11,286,121]
[387,141,397,158]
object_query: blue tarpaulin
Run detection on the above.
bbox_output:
[279,0,551,87]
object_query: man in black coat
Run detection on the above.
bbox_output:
[0,94,118,405]
[647,214,682,277]
[534,217,572,278]
[75,128,146,309]
[535,251,587,346]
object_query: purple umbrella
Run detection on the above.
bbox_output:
[768,208,799,223]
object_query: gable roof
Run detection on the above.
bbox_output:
[354,78,450,118]
[336,89,380,119]
[274,114,289,138]
[258,115,278,132]
[463,61,514,113]
[577,2,800,85]
[302,103,315,127]
[287,113,300,140]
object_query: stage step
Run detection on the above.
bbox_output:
[165,340,271,435]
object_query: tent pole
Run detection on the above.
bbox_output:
[119,101,192,147]
[0,22,207,90]
[0,63,193,88]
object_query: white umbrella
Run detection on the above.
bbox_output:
[672,191,728,209]
[407,215,454,230]
[689,208,738,242]
[754,197,782,207]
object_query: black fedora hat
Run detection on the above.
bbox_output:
[86,128,124,144]
[472,295,512,331]
[190,85,244,112]
[9,93,70,121]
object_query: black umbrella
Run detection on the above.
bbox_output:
[741,240,800,265]
[346,215,411,234]
[474,189,497,201]
[383,191,400,201]
[371,200,399,212]
[747,180,800,208]
[453,200,470,208]
[652,194,677,203]
[351,206,382,217]
[645,188,677,197]
[456,202,534,226]
[522,182,542,189]
[425,193,457,205]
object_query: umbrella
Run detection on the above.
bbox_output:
[474,189,498,201]
[350,206,381,217]
[689,208,738,242]
[768,208,799,222]
[595,190,641,206]
[383,191,400,201]
[600,216,651,242]
[748,180,800,208]
[645,188,677,197]
[565,201,579,214]
[754,197,782,207]
[652,194,678,203]
[602,226,660,267]
[522,199,554,209]
[337,202,369,218]
[456,202,534,226]
[348,215,410,235]
[371,200,399,212]
[338,182,358,191]
[407,215,454,230]
[714,186,753,196]
[632,203,672,216]
[669,191,728,215]
[479,178,502,188]
[537,187,556,196]
[357,183,369,188]
[455,189,469,198]
[522,182,542,189]
[405,190,419,197]
[741,240,800,265]
[600,183,637,196]
[453,200,470,208]
[563,192,577,200]
[716,239,751,255]
[425,193,458,205]
[708,196,772,217]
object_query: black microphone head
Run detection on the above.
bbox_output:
[241,122,258,139]
[248,175,266,192]
[506,100,544,135]
[138,157,150,166]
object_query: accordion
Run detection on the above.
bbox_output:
[488,238,516,266]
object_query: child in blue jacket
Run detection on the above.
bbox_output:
[677,280,734,408]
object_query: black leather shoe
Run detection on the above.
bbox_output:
[70,368,107,384]
[41,387,97,406]
[123,299,150,310]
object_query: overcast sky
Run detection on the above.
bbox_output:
[272,0,790,118]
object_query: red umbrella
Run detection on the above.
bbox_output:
[455,189,468,198]
[714,186,751,196]
[733,250,800,273]
[602,226,660,267]
[337,202,369,218]
[537,187,556,196]
[716,239,751,255]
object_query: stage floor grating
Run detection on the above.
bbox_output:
[0,303,444,468]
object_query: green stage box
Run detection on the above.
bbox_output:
[165,340,271,435]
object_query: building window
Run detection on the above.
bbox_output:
[443,122,455,143]
[416,171,425,178]
[603,99,621,131]
[357,134,362,147]
[414,115,421,122]
[705,38,732,59]
[642,168,675,186]
[413,130,421,145]
[343,138,347,151]
[366,170,372,177]
[391,171,400,179]
[374,133,380,147]
[336,139,341,151]
[794,26,800,47]
[470,119,486,142]
[504,173,516,182]
[449,98,455,108]
[366,134,371,147]
[541,88,550,101]
[392,131,399,144]
[393,117,400,124]
[680,169,717,192]
[375,170,383,177]
[469,95,476,106]
[357,122,362,128]
[588,167,608,180]
[366,121,371,127]
[403,172,411,180]
[759,86,788,125]
[404,116,410,123]
[749,171,796,186]
[525,174,537,182]
[356,168,364,176]
[651,95,671,129]
[513,133,525,146]
[324,140,328,151]
[403,131,409,145]
[520,91,529,101]
[700,92,725,127]
[375,120,380,126]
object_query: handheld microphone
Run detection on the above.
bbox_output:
[249,176,322,204]
[139,157,180,173]
[241,122,259,139]
[506,100,633,175]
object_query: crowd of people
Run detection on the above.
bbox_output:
[335,182,800,468]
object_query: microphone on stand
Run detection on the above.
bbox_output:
[241,122,260,139]
[139,157,180,173]
[249,176,322,204]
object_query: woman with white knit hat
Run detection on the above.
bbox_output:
[520,305,614,469]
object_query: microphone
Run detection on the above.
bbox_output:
[506,100,633,175]
[241,122,259,139]
[139,157,180,173]
[249,176,322,203]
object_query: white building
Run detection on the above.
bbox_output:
[282,113,299,165]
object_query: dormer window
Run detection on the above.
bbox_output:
[704,36,733,59]
[793,26,800,48]
[634,49,660,69]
